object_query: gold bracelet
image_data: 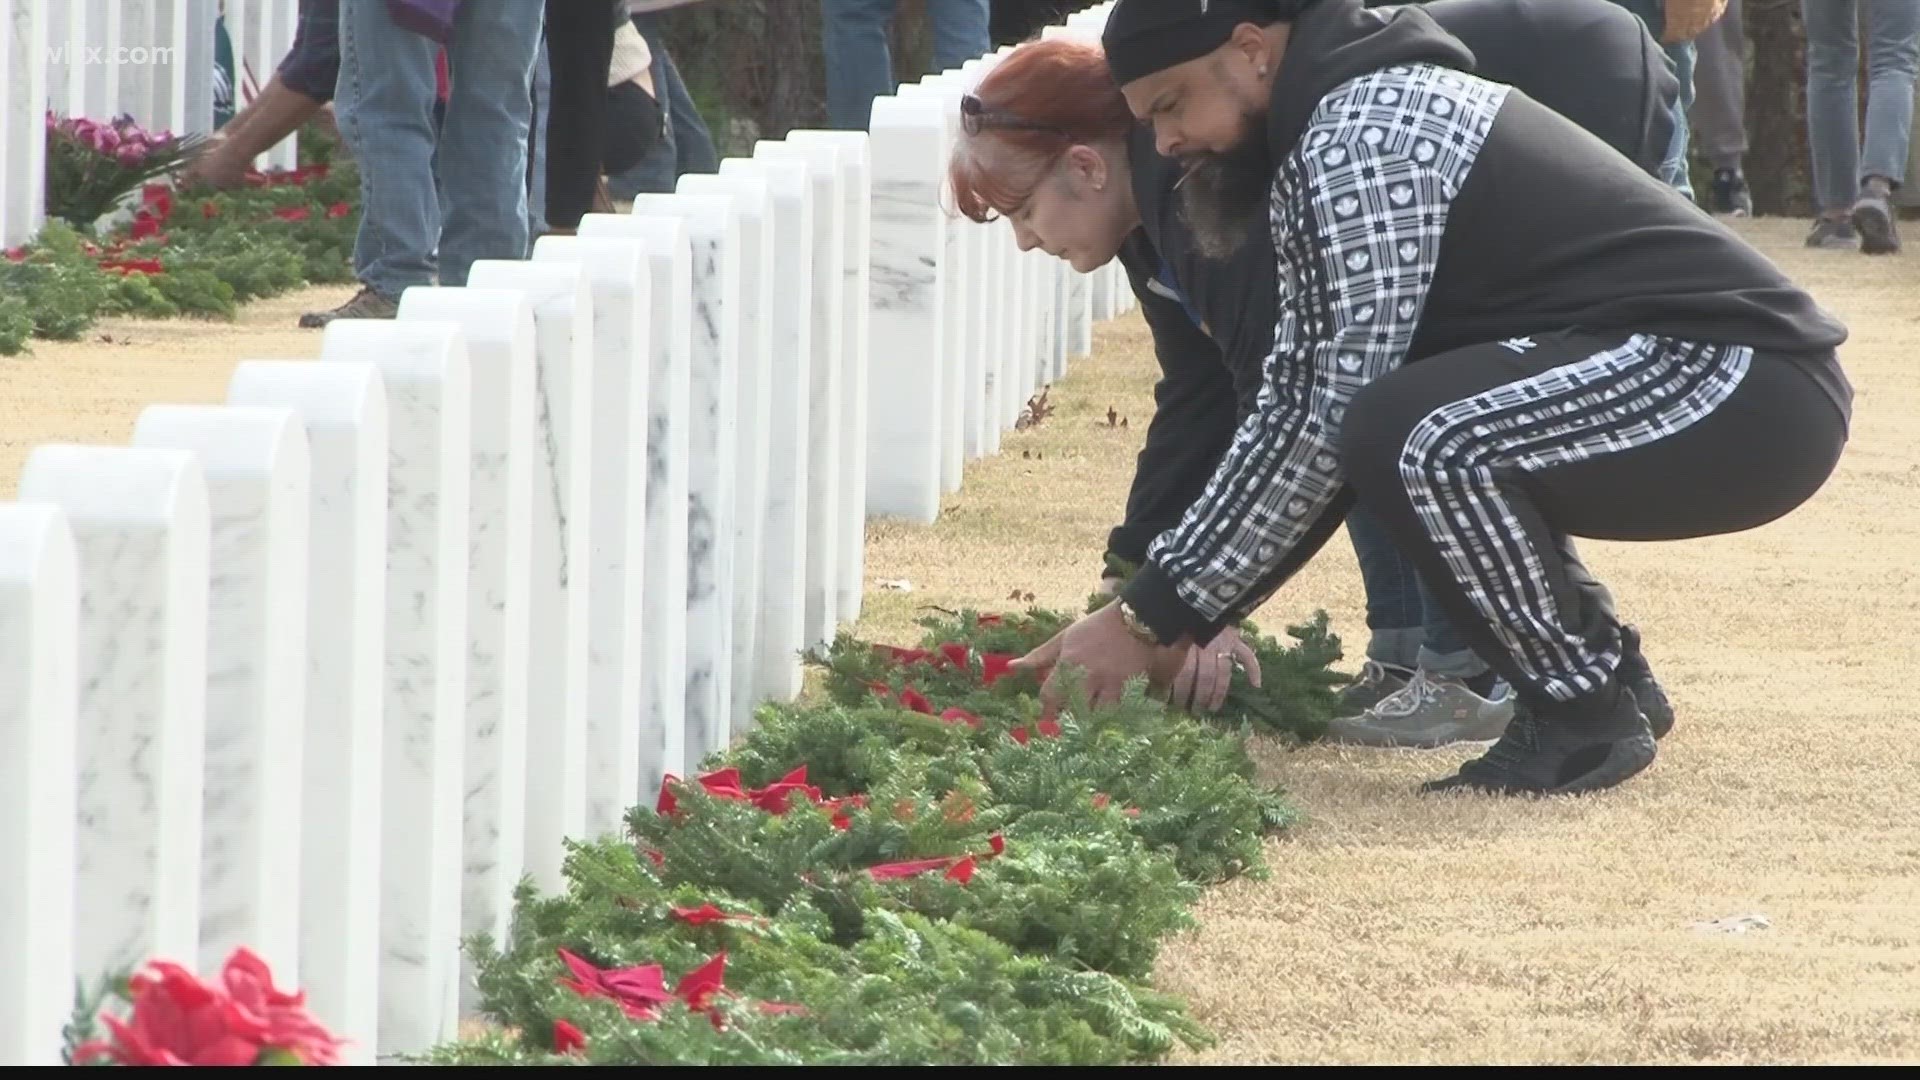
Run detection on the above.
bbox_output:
[1115,600,1160,646]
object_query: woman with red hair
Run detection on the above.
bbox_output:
[954,1,1687,755]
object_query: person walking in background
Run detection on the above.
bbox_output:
[820,0,993,130]
[301,0,544,327]
[1691,0,1752,216]
[1802,0,1920,254]
[606,7,718,198]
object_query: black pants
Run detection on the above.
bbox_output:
[541,0,620,231]
[1339,329,1849,712]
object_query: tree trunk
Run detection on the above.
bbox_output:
[1745,0,1812,215]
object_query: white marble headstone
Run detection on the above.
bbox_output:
[576,212,692,800]
[786,129,870,625]
[319,319,471,1055]
[862,97,948,525]
[897,78,970,493]
[752,139,844,650]
[673,173,773,738]
[718,154,813,706]
[0,503,77,1067]
[389,287,534,1016]
[626,192,742,763]
[458,263,595,896]
[225,360,386,1065]
[17,446,209,986]
[531,235,653,831]
[131,404,310,984]
[2,0,49,248]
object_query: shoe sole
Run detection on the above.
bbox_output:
[1326,710,1512,749]
[1418,719,1657,797]
[1852,202,1901,255]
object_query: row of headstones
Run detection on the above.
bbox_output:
[0,1,1133,1065]
[3,0,296,246]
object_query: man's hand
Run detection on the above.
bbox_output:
[1167,624,1261,714]
[1009,602,1191,711]
[1661,0,1727,43]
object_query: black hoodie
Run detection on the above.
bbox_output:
[1115,0,1851,647]
[1106,0,1687,573]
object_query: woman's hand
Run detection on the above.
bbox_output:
[1661,0,1727,43]
[1010,602,1192,711]
[1167,624,1261,714]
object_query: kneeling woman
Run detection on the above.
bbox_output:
[981,0,1852,796]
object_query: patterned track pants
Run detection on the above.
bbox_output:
[1339,329,1848,709]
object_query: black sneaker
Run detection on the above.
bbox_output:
[1616,624,1673,739]
[1419,683,1656,797]
[1710,168,1752,217]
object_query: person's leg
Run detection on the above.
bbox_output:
[820,0,901,131]
[304,0,440,326]
[1691,0,1752,214]
[434,0,543,288]
[1803,0,1864,246]
[1336,502,1425,709]
[541,0,620,233]
[1341,330,1849,795]
[1850,0,1920,254]
[528,40,550,237]
[928,0,993,73]
[1662,40,1697,199]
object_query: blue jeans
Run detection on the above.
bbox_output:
[606,14,718,199]
[819,0,992,130]
[1608,0,1699,198]
[1803,0,1920,212]
[1346,503,1486,678]
[333,0,542,294]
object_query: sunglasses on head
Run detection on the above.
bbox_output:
[960,93,1071,139]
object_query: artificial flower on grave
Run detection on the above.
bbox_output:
[67,947,346,1066]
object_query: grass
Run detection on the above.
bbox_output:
[4,219,1914,1064]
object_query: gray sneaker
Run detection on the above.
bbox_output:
[1326,669,1515,749]
[1338,659,1415,714]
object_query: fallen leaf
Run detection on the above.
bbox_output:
[880,578,914,592]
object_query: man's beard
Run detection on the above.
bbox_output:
[1175,120,1272,261]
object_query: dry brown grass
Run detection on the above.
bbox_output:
[857,219,1920,1065]
[3,221,1913,1064]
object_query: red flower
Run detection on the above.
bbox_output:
[671,903,736,926]
[898,687,934,715]
[129,212,162,240]
[939,706,983,730]
[98,257,164,276]
[643,847,665,867]
[872,644,931,666]
[273,205,311,222]
[1036,719,1062,739]
[866,834,1005,883]
[937,642,970,668]
[1092,792,1111,810]
[552,1019,586,1055]
[72,948,345,1066]
[944,856,977,884]
[981,653,1017,687]
[4,246,27,262]
[673,953,728,1012]
[556,948,673,1020]
[326,200,352,219]
[140,183,173,220]
[1010,726,1030,745]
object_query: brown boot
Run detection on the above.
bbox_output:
[298,285,399,329]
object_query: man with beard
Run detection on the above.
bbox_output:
[1103,0,1682,747]
[1008,0,1853,796]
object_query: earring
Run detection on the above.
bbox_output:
[1258,64,1269,76]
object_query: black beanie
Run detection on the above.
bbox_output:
[1101,0,1309,86]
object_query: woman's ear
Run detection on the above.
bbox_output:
[1064,143,1110,192]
